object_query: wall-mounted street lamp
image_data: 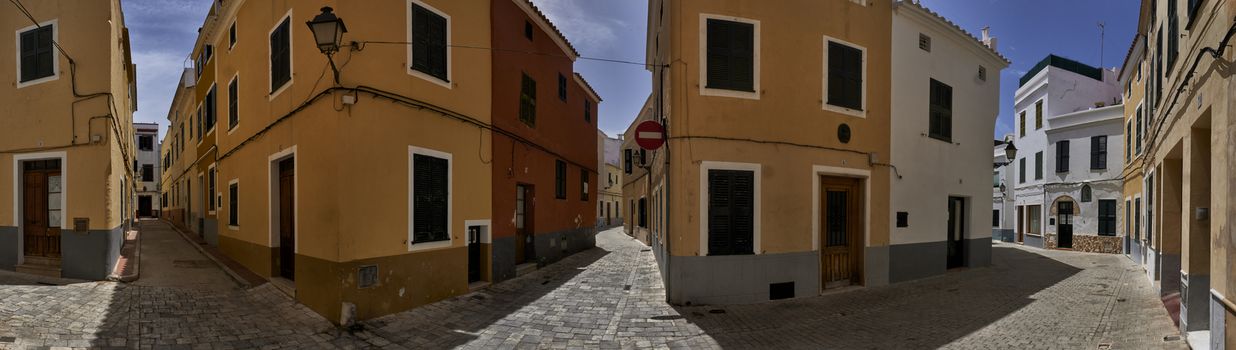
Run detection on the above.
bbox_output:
[1004,141,1018,161]
[306,6,347,84]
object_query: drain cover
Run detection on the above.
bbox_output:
[1163,335,1181,341]
[0,336,15,343]
[708,309,726,314]
[172,260,214,268]
[650,315,684,321]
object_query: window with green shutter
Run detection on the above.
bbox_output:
[708,169,754,256]
[928,79,952,141]
[269,18,291,92]
[555,160,566,199]
[705,19,754,92]
[19,24,55,83]
[520,74,537,127]
[1091,135,1107,170]
[411,4,448,82]
[412,154,449,244]
[828,41,864,111]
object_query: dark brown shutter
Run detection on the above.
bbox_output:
[427,11,447,80]
[413,154,449,243]
[708,170,754,255]
[411,6,430,73]
[270,20,290,91]
[35,26,53,79]
[706,19,753,92]
[829,42,863,110]
[20,30,37,81]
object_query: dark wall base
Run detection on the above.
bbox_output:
[1211,292,1227,350]
[1024,234,1044,249]
[991,229,1014,242]
[966,238,992,268]
[667,251,819,305]
[204,219,219,247]
[489,227,596,284]
[1181,273,1210,332]
[60,225,124,280]
[0,226,16,270]
[491,235,517,282]
[889,241,945,283]
[1161,253,1182,296]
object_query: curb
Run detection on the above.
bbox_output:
[106,226,141,283]
[162,219,262,289]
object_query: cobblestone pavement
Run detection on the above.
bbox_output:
[0,223,1186,349]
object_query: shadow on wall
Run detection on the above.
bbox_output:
[672,246,1082,349]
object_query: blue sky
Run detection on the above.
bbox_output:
[124,1,1137,140]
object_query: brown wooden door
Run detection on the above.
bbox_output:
[23,160,61,258]
[515,184,534,263]
[278,158,295,280]
[820,176,861,290]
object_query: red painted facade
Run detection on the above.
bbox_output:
[489,0,599,278]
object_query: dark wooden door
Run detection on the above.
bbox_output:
[515,184,535,263]
[138,196,152,217]
[1057,201,1073,248]
[467,226,481,283]
[946,197,966,269]
[278,158,295,280]
[23,160,61,258]
[820,176,861,289]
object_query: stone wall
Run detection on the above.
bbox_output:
[1043,233,1123,254]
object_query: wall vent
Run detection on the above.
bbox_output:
[770,282,794,300]
[359,265,378,289]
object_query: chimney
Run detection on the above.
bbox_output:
[981,26,997,51]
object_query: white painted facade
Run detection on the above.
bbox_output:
[890,2,1008,246]
[992,136,1015,241]
[1041,105,1124,237]
[134,123,161,217]
[1010,56,1123,248]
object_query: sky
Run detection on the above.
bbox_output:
[122,0,1137,140]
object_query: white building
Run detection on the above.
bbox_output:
[134,123,161,218]
[993,136,1015,242]
[889,1,1008,282]
[597,130,623,228]
[1010,55,1123,252]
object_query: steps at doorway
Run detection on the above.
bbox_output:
[16,257,61,278]
[515,262,537,277]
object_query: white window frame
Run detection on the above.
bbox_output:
[268,9,294,101]
[408,145,454,252]
[227,73,240,135]
[406,0,453,89]
[227,178,240,230]
[204,83,218,135]
[698,161,762,256]
[698,13,761,100]
[15,19,60,89]
[822,36,868,118]
[228,20,238,51]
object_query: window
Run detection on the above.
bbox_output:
[993,171,1000,187]
[827,40,864,111]
[524,21,533,40]
[992,210,1000,227]
[928,79,952,141]
[195,45,213,79]
[228,181,239,227]
[1098,200,1117,236]
[228,77,239,130]
[204,85,217,132]
[918,33,931,52]
[208,167,216,212]
[1187,0,1202,27]
[580,169,589,201]
[18,23,55,83]
[1035,100,1043,130]
[558,74,567,101]
[1168,0,1178,72]
[638,198,647,228]
[139,135,154,151]
[707,169,754,256]
[555,160,566,199]
[705,19,755,92]
[1135,106,1143,154]
[229,22,237,49]
[1125,122,1132,163]
[410,2,449,82]
[1027,205,1042,234]
[411,153,450,245]
[1147,175,1155,241]
[1056,140,1069,173]
[1034,151,1043,180]
[978,66,987,82]
[1019,111,1026,137]
[1134,198,1142,240]
[520,73,536,127]
[1019,158,1026,183]
[1080,184,1092,202]
[1091,135,1107,169]
[584,99,592,123]
[623,149,632,174]
[269,16,291,93]
[1125,199,1132,237]
[142,164,154,182]
[195,106,203,139]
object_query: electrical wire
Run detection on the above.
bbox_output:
[353,41,663,68]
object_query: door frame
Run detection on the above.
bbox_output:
[267,146,297,255]
[947,196,967,269]
[13,151,67,266]
[811,165,870,290]
[699,161,763,256]
[464,219,491,282]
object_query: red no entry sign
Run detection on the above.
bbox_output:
[635,120,665,150]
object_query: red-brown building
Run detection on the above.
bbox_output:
[488,0,601,281]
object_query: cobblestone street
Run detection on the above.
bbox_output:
[0,224,1186,349]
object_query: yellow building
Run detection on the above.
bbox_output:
[1128,0,1236,344]
[597,131,624,228]
[633,0,893,304]
[1118,31,1146,266]
[0,0,138,279]
[161,0,494,324]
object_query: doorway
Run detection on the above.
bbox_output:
[1016,206,1024,243]
[1057,201,1073,248]
[515,184,535,264]
[467,226,482,283]
[820,176,862,290]
[22,159,62,258]
[946,197,966,269]
[138,195,153,218]
[277,157,296,280]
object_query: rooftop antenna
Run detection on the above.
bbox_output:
[1098,21,1106,68]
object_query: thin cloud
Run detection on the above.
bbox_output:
[532,0,628,54]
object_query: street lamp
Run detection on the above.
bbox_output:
[306,6,347,85]
[1004,141,1018,161]
[306,6,347,54]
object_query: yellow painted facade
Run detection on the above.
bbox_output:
[161,0,494,324]
[0,0,137,279]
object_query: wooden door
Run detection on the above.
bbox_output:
[278,158,295,280]
[515,185,532,263]
[946,197,966,269]
[1057,201,1073,248]
[23,160,61,258]
[138,196,152,217]
[820,176,861,289]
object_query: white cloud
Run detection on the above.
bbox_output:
[131,50,189,130]
[530,0,627,54]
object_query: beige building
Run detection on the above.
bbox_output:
[630,0,894,304]
[1118,32,1146,266]
[598,131,623,228]
[0,0,138,279]
[1128,0,1236,346]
